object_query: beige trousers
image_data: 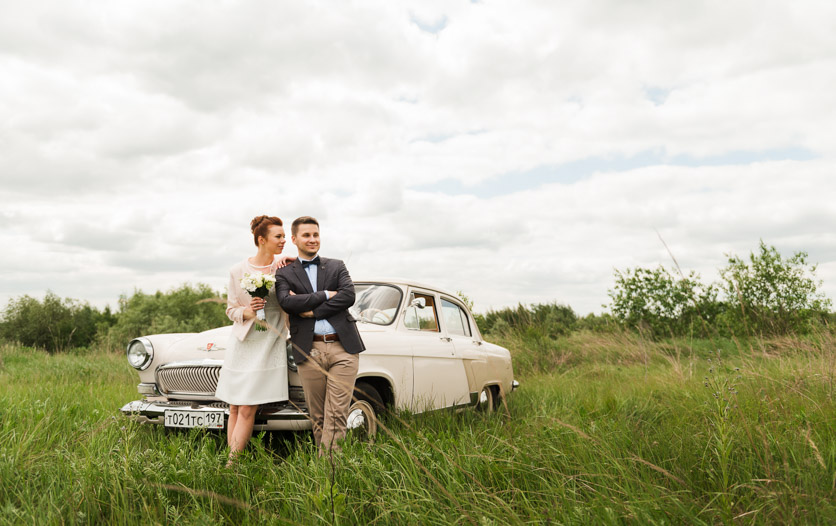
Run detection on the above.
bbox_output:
[297,341,359,452]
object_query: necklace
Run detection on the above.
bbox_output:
[248,258,273,268]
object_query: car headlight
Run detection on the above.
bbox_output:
[127,338,154,370]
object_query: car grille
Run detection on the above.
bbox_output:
[155,364,306,403]
[157,365,220,395]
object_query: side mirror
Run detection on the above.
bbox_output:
[409,297,427,309]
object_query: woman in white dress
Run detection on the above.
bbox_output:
[215,215,290,464]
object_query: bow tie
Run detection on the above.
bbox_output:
[301,257,320,268]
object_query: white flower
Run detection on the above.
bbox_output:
[240,272,275,294]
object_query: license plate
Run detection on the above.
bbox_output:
[164,409,225,429]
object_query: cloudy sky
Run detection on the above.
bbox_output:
[1,0,835,315]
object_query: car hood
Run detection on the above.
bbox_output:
[150,321,386,371]
[155,325,235,363]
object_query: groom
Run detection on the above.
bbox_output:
[275,216,365,453]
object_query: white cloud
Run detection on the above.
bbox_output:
[0,0,834,317]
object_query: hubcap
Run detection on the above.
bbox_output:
[345,400,377,440]
[477,387,493,411]
[346,408,366,430]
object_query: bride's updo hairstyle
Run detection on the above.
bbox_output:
[250,215,283,247]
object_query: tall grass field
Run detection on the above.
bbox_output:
[1,333,834,525]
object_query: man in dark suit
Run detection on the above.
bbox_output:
[275,216,365,453]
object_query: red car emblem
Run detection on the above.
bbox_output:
[206,343,214,351]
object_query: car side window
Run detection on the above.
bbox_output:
[441,298,471,337]
[404,292,440,331]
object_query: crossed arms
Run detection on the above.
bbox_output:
[276,261,356,320]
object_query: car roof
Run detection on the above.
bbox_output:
[353,278,464,302]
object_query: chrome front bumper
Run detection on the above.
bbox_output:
[120,399,313,431]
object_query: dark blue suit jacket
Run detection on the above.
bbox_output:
[276,257,365,363]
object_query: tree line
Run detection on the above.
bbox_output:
[0,284,229,353]
[0,241,832,353]
[477,241,832,341]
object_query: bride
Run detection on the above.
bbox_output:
[215,215,291,465]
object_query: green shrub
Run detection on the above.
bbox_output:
[607,266,719,338]
[0,292,115,353]
[607,241,832,338]
[718,240,832,336]
[575,312,620,333]
[100,283,229,349]
[479,302,577,338]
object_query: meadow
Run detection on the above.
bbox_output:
[0,333,834,525]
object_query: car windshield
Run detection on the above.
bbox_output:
[349,284,403,325]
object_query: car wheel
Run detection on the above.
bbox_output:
[476,385,495,413]
[346,382,383,441]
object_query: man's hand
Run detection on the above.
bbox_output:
[290,287,322,317]
[310,262,355,320]
[288,290,314,317]
[276,271,327,314]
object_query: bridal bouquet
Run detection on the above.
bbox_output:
[240,272,276,331]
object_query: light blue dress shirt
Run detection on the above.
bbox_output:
[300,257,337,336]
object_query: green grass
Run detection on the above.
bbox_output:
[1,336,834,525]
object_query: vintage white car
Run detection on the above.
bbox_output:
[120,279,518,438]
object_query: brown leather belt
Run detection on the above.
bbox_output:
[312,333,340,342]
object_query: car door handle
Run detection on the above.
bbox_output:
[440,336,452,342]
[472,340,482,346]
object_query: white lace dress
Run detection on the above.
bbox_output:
[215,259,289,406]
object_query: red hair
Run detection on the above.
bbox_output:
[250,215,283,247]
